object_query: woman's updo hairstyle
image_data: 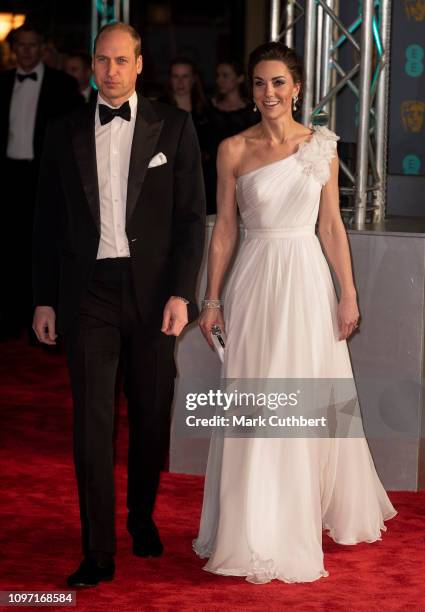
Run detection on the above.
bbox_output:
[248,41,304,105]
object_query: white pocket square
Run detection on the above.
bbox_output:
[148,152,167,168]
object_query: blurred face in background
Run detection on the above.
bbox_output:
[170,63,194,97]
[13,30,43,72]
[64,56,92,91]
[216,63,244,96]
[41,43,59,69]
[93,28,142,106]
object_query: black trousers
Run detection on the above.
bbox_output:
[65,258,176,556]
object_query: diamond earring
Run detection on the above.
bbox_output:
[253,102,258,112]
[292,96,298,112]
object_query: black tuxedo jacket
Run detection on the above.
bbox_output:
[32,94,206,334]
[0,65,84,162]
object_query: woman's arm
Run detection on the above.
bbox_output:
[205,139,239,298]
[317,154,360,340]
[199,137,240,346]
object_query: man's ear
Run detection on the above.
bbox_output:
[137,54,143,75]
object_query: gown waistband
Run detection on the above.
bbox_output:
[245,225,316,238]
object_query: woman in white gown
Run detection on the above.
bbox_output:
[193,42,397,584]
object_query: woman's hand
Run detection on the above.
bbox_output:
[199,307,226,349]
[337,293,360,340]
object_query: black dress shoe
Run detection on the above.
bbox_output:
[131,520,164,557]
[66,557,115,587]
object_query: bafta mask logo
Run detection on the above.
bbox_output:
[404,0,425,21]
[403,155,421,175]
[401,100,425,132]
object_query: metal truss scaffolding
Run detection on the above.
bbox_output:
[91,0,130,47]
[270,0,392,225]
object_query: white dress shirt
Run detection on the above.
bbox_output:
[95,91,137,260]
[82,85,92,103]
[7,62,44,160]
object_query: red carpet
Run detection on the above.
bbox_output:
[1,338,424,611]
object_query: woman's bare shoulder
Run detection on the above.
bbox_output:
[218,125,261,158]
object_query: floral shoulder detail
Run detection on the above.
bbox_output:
[296,125,340,186]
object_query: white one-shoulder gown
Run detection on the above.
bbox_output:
[193,126,397,584]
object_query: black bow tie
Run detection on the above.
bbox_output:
[16,72,37,82]
[99,101,131,125]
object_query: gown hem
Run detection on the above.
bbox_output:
[193,509,397,584]
[202,565,330,584]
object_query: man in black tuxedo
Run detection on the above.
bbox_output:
[63,50,97,103]
[0,24,83,341]
[32,23,205,587]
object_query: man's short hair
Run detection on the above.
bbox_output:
[12,23,45,44]
[93,22,141,59]
[66,50,92,70]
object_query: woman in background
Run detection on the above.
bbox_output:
[161,56,207,116]
[204,60,260,214]
[160,57,210,204]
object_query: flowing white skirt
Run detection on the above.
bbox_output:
[193,234,397,584]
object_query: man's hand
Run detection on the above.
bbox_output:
[32,306,57,345]
[161,297,189,337]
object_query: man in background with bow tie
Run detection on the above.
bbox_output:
[0,23,83,342]
[63,50,97,103]
[32,22,205,587]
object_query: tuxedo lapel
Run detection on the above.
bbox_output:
[0,70,17,157]
[3,70,15,111]
[71,101,100,232]
[33,66,49,154]
[70,94,163,232]
[126,94,164,225]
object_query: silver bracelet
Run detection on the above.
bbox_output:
[202,299,222,309]
[171,296,189,304]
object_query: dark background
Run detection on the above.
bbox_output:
[0,0,246,94]
[1,0,424,214]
